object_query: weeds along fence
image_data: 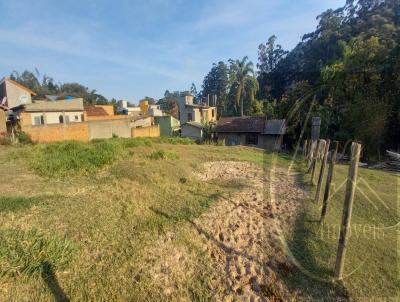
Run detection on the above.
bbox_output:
[303,138,362,280]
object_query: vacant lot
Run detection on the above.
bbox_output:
[0,138,398,301]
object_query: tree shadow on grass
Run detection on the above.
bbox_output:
[41,261,70,302]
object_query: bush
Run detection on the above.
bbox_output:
[0,228,76,277]
[17,131,33,144]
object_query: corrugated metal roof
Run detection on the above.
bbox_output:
[216,116,286,135]
[264,119,286,135]
[215,116,265,133]
[131,114,152,121]
[184,121,204,129]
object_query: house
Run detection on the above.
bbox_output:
[215,116,286,151]
[20,98,85,126]
[146,104,163,117]
[177,94,216,124]
[181,121,204,142]
[117,100,141,116]
[154,115,180,136]
[0,77,36,120]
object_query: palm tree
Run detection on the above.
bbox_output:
[229,56,255,116]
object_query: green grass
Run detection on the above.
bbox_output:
[286,160,399,300]
[0,141,258,301]
[146,150,179,160]
[0,195,47,213]
[1,141,397,301]
[0,228,76,277]
[12,137,195,178]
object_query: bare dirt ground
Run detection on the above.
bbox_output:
[193,161,308,301]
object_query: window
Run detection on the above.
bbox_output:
[211,109,215,118]
[187,112,193,121]
[59,115,64,123]
[246,134,258,145]
[74,115,79,121]
[33,116,42,125]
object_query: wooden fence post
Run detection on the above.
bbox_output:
[303,139,308,158]
[320,141,339,223]
[334,142,361,280]
[307,140,315,172]
[315,139,330,202]
[308,139,312,160]
[310,140,321,185]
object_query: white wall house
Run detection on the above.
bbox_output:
[22,98,85,126]
[117,100,141,115]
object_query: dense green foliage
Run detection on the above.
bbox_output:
[201,0,399,157]
[202,58,262,117]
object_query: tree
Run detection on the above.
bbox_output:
[202,61,229,116]
[228,56,255,116]
[11,69,109,106]
[190,83,197,97]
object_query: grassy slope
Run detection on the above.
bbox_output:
[0,140,285,301]
[287,160,399,301]
[0,140,397,301]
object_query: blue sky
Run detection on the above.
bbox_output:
[0,0,343,104]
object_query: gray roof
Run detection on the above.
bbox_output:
[131,114,152,121]
[45,95,59,101]
[215,116,265,133]
[24,98,84,112]
[264,119,286,135]
[216,116,285,135]
[184,121,204,129]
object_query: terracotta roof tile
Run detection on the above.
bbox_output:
[85,106,109,116]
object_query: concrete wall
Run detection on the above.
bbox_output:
[88,118,131,139]
[131,117,153,128]
[181,124,203,142]
[131,125,160,138]
[0,110,6,133]
[5,81,32,108]
[217,132,283,151]
[85,114,128,121]
[155,116,180,136]
[21,122,89,142]
[262,135,283,151]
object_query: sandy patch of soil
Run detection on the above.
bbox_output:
[193,161,308,301]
